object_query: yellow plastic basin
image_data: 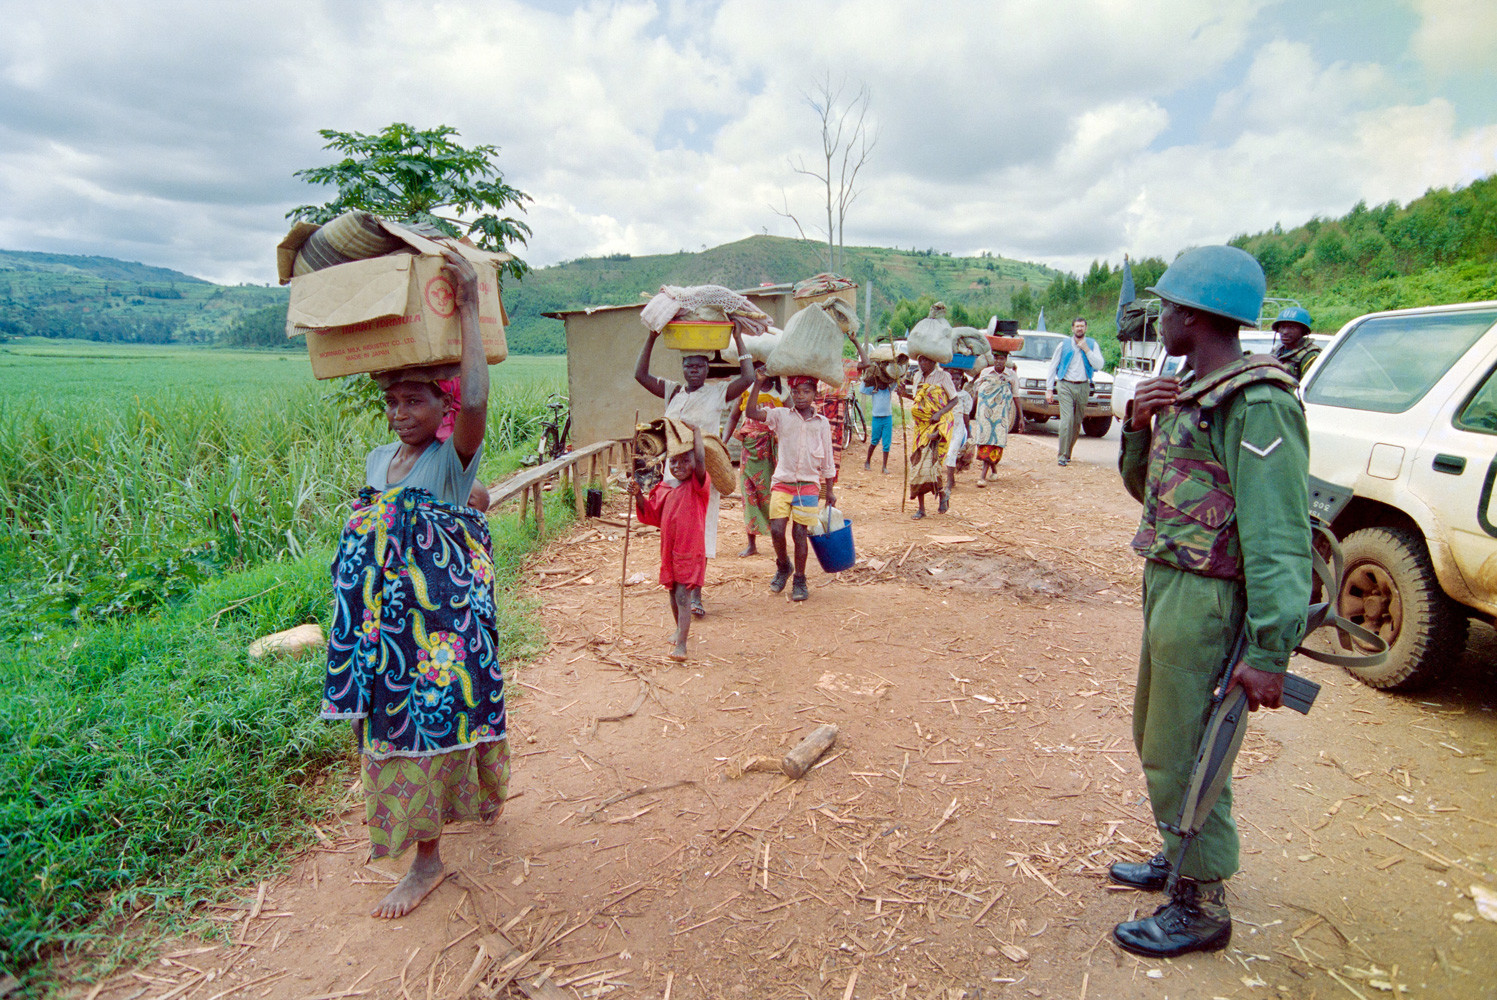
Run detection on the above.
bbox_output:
[661,320,732,351]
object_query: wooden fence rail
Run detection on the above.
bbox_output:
[485,439,629,539]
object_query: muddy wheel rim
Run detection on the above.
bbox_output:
[1339,560,1402,650]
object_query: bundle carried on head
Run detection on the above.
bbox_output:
[765,302,847,388]
[907,302,954,363]
[820,297,860,337]
[792,273,857,301]
[640,284,771,342]
[951,326,995,371]
[861,361,904,390]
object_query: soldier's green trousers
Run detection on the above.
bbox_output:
[1134,561,1246,882]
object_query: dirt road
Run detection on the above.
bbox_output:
[81,425,1496,999]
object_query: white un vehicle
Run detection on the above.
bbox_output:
[1302,301,1497,691]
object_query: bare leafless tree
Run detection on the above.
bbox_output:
[770,75,877,273]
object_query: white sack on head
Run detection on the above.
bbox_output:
[721,329,781,365]
[766,304,846,387]
[744,330,780,362]
[821,297,860,336]
[908,310,955,364]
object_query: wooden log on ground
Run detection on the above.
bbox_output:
[782,724,838,778]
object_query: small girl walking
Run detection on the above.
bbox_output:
[724,362,783,557]
[631,423,709,660]
[322,250,508,920]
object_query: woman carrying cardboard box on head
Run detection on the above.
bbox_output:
[320,249,508,920]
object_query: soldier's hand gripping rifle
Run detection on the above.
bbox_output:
[1159,500,1389,893]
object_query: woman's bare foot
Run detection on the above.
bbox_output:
[372,848,444,919]
[739,539,757,557]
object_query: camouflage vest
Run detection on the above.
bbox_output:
[1274,340,1321,380]
[1131,357,1300,579]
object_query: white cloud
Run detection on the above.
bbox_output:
[1409,0,1497,75]
[0,0,1491,286]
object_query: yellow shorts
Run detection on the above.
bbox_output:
[768,488,821,527]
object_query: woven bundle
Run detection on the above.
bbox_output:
[292,210,407,277]
[861,359,905,390]
[636,418,737,496]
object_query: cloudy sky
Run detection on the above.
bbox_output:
[1,0,1494,286]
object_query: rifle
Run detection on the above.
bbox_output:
[1160,501,1388,892]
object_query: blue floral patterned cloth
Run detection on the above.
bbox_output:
[321,487,505,759]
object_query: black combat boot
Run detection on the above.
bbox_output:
[769,562,791,593]
[1109,852,1171,891]
[790,574,809,602]
[1113,877,1231,958]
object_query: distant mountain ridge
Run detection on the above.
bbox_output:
[0,249,211,285]
[0,236,1061,352]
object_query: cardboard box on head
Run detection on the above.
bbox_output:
[278,217,511,380]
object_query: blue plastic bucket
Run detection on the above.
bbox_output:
[945,353,976,370]
[810,518,856,573]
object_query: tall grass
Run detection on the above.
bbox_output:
[0,345,569,994]
[0,355,566,633]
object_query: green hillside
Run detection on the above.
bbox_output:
[1048,174,1497,344]
[0,237,1059,354]
[5,173,1492,355]
[0,251,284,344]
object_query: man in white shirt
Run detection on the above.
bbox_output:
[1045,317,1105,466]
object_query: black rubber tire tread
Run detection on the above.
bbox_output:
[1082,416,1112,438]
[1336,526,1467,691]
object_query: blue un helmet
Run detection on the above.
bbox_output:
[1146,245,1266,327]
[1272,306,1313,331]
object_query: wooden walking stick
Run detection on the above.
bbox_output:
[900,393,910,512]
[618,410,638,643]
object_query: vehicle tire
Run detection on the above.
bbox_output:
[1082,416,1112,437]
[1335,526,1467,691]
[1026,413,1049,426]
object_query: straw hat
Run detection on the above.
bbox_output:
[661,418,738,495]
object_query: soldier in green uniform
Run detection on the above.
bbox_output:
[1270,306,1320,380]
[1110,246,1312,958]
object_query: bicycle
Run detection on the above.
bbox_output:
[843,392,868,448]
[524,393,571,466]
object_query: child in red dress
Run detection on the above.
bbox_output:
[631,423,708,660]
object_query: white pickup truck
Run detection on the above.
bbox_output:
[1302,301,1497,690]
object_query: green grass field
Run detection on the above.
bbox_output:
[0,340,569,995]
